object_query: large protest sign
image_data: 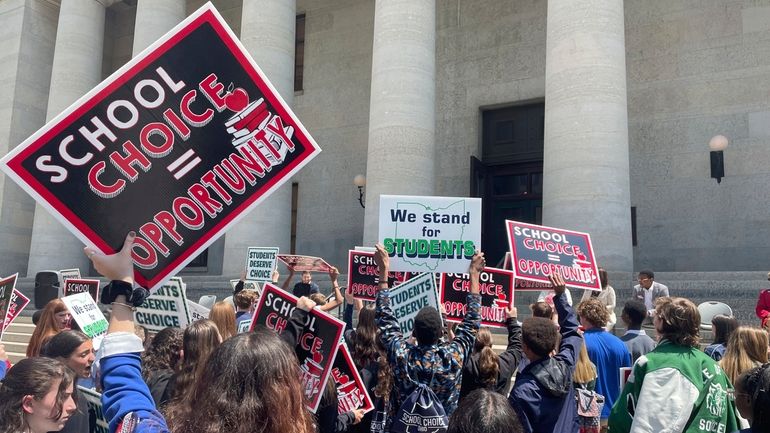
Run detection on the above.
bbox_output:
[278,254,333,273]
[186,300,211,322]
[135,278,190,332]
[0,274,18,341]
[440,267,514,328]
[387,273,439,335]
[332,342,374,415]
[378,195,481,273]
[506,221,601,291]
[62,278,100,302]
[347,250,412,301]
[251,283,344,412]
[61,292,108,341]
[246,247,278,282]
[2,289,31,333]
[78,386,110,433]
[0,4,321,292]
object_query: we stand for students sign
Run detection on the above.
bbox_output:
[0,4,321,292]
[378,195,481,273]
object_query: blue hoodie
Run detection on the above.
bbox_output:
[98,332,169,433]
[508,292,582,433]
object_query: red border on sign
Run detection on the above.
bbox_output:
[249,283,344,413]
[62,278,101,302]
[347,250,377,301]
[0,274,19,341]
[506,220,601,291]
[3,7,319,290]
[439,267,514,328]
[335,342,374,414]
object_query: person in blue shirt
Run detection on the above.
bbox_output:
[576,297,631,425]
[509,273,582,433]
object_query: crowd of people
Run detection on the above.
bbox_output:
[0,233,769,433]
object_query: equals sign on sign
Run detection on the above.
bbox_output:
[167,149,201,180]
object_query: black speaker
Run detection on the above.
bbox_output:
[34,271,61,309]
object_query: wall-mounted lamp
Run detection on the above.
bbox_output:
[709,135,728,184]
[353,174,366,208]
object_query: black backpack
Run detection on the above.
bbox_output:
[390,359,448,433]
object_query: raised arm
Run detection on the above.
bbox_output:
[281,268,295,291]
[85,232,169,433]
[451,252,484,356]
[319,267,344,312]
[550,273,582,368]
[373,243,406,354]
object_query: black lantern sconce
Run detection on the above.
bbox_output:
[353,174,366,208]
[709,135,728,184]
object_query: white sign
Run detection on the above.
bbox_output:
[378,195,481,273]
[245,247,279,282]
[237,319,252,333]
[229,279,261,292]
[60,268,81,283]
[61,292,108,341]
[187,300,211,322]
[134,278,190,332]
[388,273,439,335]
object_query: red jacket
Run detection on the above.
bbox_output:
[756,289,770,328]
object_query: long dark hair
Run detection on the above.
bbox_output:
[40,330,90,359]
[448,388,522,433]
[711,315,739,345]
[0,358,76,433]
[141,327,183,381]
[165,319,221,411]
[474,328,499,387]
[165,327,315,433]
[351,304,393,400]
[742,363,770,431]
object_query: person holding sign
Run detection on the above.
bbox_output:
[283,269,320,297]
[0,357,78,433]
[87,232,316,433]
[508,272,583,433]
[373,243,484,416]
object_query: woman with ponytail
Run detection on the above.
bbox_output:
[459,306,521,401]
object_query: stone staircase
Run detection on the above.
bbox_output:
[3,316,33,364]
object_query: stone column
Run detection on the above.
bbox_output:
[27,0,113,274]
[221,0,296,275]
[362,0,436,245]
[132,0,186,55]
[542,0,633,271]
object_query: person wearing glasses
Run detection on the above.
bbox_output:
[631,270,669,324]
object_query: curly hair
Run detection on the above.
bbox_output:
[0,358,76,433]
[577,298,610,329]
[351,304,393,401]
[141,327,183,381]
[522,317,558,358]
[530,302,553,319]
[738,363,770,432]
[654,297,700,347]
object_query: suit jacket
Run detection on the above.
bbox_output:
[632,281,669,312]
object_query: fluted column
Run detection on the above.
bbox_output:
[132,0,186,55]
[542,0,633,271]
[27,0,113,274]
[221,0,296,275]
[362,0,436,244]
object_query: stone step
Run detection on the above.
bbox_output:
[1,331,32,343]
[5,322,35,334]
[2,340,28,356]
[7,351,25,364]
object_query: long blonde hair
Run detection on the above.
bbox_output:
[720,327,769,385]
[573,341,597,385]
[209,301,236,341]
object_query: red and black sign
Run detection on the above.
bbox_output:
[331,342,374,415]
[347,250,411,301]
[0,274,18,341]
[0,5,321,291]
[2,289,30,333]
[250,283,344,413]
[63,278,100,302]
[278,254,333,273]
[439,267,514,328]
[506,221,601,291]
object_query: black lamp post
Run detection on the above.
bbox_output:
[353,174,366,208]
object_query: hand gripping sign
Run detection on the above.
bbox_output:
[0,4,321,292]
[347,249,412,301]
[506,220,601,291]
[440,267,514,328]
[250,283,344,412]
